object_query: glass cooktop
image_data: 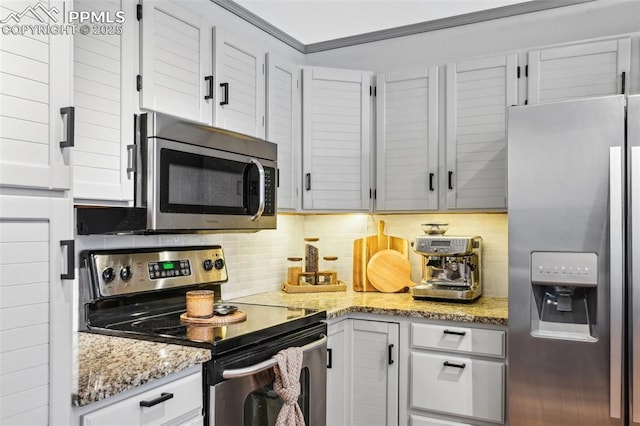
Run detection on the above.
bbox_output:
[87,302,326,355]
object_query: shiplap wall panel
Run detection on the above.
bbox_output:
[446,54,517,209]
[0,220,50,424]
[528,38,630,104]
[266,55,298,210]
[376,67,438,211]
[302,68,371,210]
[214,27,264,137]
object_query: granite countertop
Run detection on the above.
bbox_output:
[72,332,211,407]
[231,289,508,326]
[73,290,506,407]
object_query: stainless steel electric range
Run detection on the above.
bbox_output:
[78,246,327,426]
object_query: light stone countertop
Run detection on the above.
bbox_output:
[231,289,508,325]
[72,289,507,407]
[72,332,211,407]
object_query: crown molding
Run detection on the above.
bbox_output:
[211,0,595,54]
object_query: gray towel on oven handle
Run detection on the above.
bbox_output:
[273,347,305,426]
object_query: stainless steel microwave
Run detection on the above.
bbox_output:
[76,113,277,234]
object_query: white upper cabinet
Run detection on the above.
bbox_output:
[446,54,517,210]
[376,67,439,211]
[302,67,372,211]
[212,27,265,138]
[139,0,212,124]
[0,0,72,190]
[72,0,136,202]
[266,54,300,210]
[527,37,631,104]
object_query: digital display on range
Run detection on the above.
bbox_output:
[431,240,451,247]
[148,259,191,279]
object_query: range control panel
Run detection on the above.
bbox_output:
[530,251,598,287]
[85,246,228,298]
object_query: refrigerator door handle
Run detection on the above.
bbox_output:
[632,146,640,423]
[610,146,624,420]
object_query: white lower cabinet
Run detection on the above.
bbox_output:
[78,368,203,426]
[326,319,350,426]
[408,322,506,425]
[410,415,471,426]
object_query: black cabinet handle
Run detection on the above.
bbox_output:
[220,82,229,105]
[622,71,626,95]
[205,76,214,100]
[126,144,137,174]
[60,106,75,148]
[305,173,311,191]
[139,392,173,407]
[327,348,333,369]
[429,173,435,191]
[443,361,466,369]
[443,329,466,336]
[448,171,454,190]
[388,344,394,365]
[60,240,75,280]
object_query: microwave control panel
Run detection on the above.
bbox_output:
[264,166,276,215]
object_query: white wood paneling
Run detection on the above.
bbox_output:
[73,0,135,202]
[302,67,372,211]
[0,0,72,190]
[446,54,517,209]
[139,0,211,124]
[213,27,265,137]
[376,67,438,211]
[528,37,631,104]
[0,195,73,426]
[350,319,399,426]
[326,320,351,426]
[266,54,300,210]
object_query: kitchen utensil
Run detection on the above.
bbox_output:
[213,304,238,316]
[366,249,415,293]
[353,220,409,291]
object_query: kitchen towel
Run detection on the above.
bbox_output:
[273,347,305,426]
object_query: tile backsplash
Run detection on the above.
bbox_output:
[76,212,508,302]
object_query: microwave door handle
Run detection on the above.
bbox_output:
[249,158,265,221]
[222,335,327,379]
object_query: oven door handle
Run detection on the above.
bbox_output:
[222,334,327,379]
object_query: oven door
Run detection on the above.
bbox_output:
[208,325,327,426]
[146,137,276,232]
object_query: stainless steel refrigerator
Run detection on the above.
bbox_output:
[507,94,639,425]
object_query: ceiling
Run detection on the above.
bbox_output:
[233,0,532,45]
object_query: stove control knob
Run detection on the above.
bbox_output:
[120,266,132,281]
[203,259,214,271]
[214,258,225,270]
[102,267,115,283]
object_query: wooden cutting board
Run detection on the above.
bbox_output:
[353,220,409,291]
[366,249,415,293]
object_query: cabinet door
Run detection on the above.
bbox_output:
[350,319,399,426]
[376,67,439,211]
[446,54,517,209]
[302,67,372,211]
[528,37,631,104]
[266,54,300,210]
[139,0,211,123]
[326,320,350,426]
[0,0,72,190]
[0,195,73,426]
[73,0,135,202]
[213,27,265,138]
